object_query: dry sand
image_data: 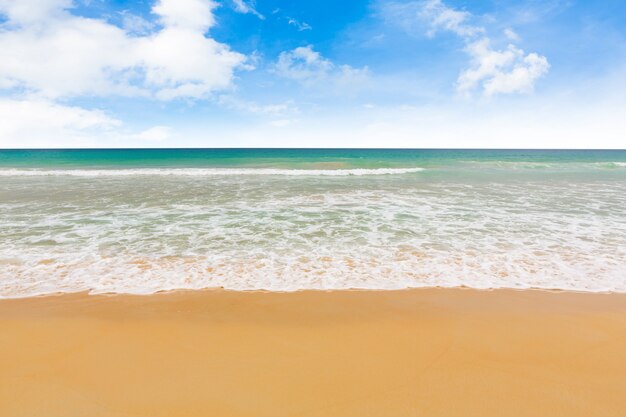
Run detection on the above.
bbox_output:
[1,288,626,417]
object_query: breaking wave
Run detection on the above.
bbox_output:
[0,167,425,177]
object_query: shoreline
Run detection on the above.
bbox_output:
[2,283,624,301]
[2,288,626,416]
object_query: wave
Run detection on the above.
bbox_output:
[0,167,425,177]
[3,180,626,298]
[2,251,625,299]
[456,160,626,170]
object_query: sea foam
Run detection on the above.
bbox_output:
[0,167,425,177]
[2,162,626,298]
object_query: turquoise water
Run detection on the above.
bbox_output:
[1,149,626,297]
[2,148,626,169]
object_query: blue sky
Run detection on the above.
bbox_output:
[0,0,625,148]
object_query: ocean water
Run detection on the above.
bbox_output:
[1,149,626,298]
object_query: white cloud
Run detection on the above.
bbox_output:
[504,27,520,41]
[0,98,178,147]
[393,0,549,97]
[275,46,333,81]
[419,0,483,37]
[0,0,252,147]
[232,0,264,20]
[0,0,247,100]
[274,45,369,87]
[0,98,121,147]
[0,0,71,23]
[120,11,155,35]
[140,25,246,100]
[287,17,312,31]
[458,38,550,96]
[152,0,217,32]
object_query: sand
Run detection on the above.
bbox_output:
[1,288,626,417]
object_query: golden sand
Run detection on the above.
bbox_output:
[1,288,626,417]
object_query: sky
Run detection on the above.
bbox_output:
[0,0,625,148]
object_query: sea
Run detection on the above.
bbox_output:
[1,148,626,298]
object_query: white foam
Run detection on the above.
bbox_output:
[0,167,425,177]
[2,172,626,298]
[459,160,626,170]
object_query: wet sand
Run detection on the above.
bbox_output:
[1,288,626,417]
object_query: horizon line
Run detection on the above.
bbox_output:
[2,148,626,151]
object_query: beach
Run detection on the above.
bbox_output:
[1,0,625,413]
[2,149,626,415]
[2,288,626,417]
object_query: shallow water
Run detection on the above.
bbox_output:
[1,149,626,297]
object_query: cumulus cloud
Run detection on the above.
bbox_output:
[0,0,251,146]
[0,0,247,100]
[397,0,549,97]
[458,39,550,96]
[152,0,217,31]
[274,45,369,87]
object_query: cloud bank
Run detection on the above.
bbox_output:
[0,0,249,147]
[0,0,247,100]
